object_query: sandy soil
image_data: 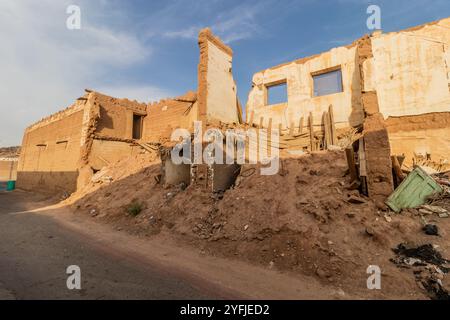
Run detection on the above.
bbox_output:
[62,150,450,300]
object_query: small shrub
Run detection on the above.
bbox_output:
[126,200,143,217]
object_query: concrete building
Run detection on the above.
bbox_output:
[246,17,450,166]
[17,29,242,194]
[0,158,17,181]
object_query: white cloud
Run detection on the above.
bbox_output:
[160,1,269,43]
[0,0,165,147]
[164,26,202,40]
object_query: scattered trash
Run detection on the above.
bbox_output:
[435,178,450,187]
[392,243,447,266]
[418,165,439,176]
[421,205,448,215]
[244,224,249,231]
[365,226,375,236]
[391,243,450,300]
[404,257,423,266]
[346,212,356,218]
[91,169,113,184]
[422,224,439,236]
[178,182,187,191]
[386,167,443,212]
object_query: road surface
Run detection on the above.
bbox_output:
[0,191,228,299]
[0,190,339,300]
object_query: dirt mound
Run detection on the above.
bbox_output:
[65,150,450,299]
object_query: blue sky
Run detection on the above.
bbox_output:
[1,0,449,146]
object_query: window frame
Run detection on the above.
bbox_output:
[265,79,288,106]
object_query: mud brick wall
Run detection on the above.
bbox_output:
[93,92,147,140]
[0,160,18,181]
[358,35,394,205]
[385,112,450,166]
[363,114,394,205]
[17,103,85,194]
[198,28,240,125]
[88,139,141,171]
[143,92,198,142]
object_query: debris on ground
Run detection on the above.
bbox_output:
[392,243,448,266]
[63,150,450,299]
[419,205,449,217]
[422,224,439,236]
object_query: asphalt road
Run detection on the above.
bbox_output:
[0,191,223,300]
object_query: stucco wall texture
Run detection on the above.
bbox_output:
[246,17,450,164]
[0,160,17,181]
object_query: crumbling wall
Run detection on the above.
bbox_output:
[0,159,17,181]
[143,91,198,142]
[80,92,147,184]
[94,92,147,140]
[246,41,364,130]
[365,18,450,117]
[361,18,450,166]
[87,140,142,171]
[198,28,241,125]
[17,100,86,193]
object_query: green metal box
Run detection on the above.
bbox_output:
[386,167,443,213]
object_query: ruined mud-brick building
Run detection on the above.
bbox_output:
[17,29,242,194]
[17,18,450,201]
[246,17,450,203]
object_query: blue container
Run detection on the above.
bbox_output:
[6,181,15,191]
[0,181,7,191]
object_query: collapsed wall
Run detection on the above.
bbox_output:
[357,35,394,205]
[17,28,244,195]
[17,91,152,194]
[246,17,450,167]
[246,40,364,130]
[363,18,450,167]
[198,28,242,126]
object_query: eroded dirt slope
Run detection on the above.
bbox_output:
[65,150,450,299]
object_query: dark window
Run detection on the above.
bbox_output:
[313,68,343,97]
[132,114,143,140]
[266,81,287,105]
